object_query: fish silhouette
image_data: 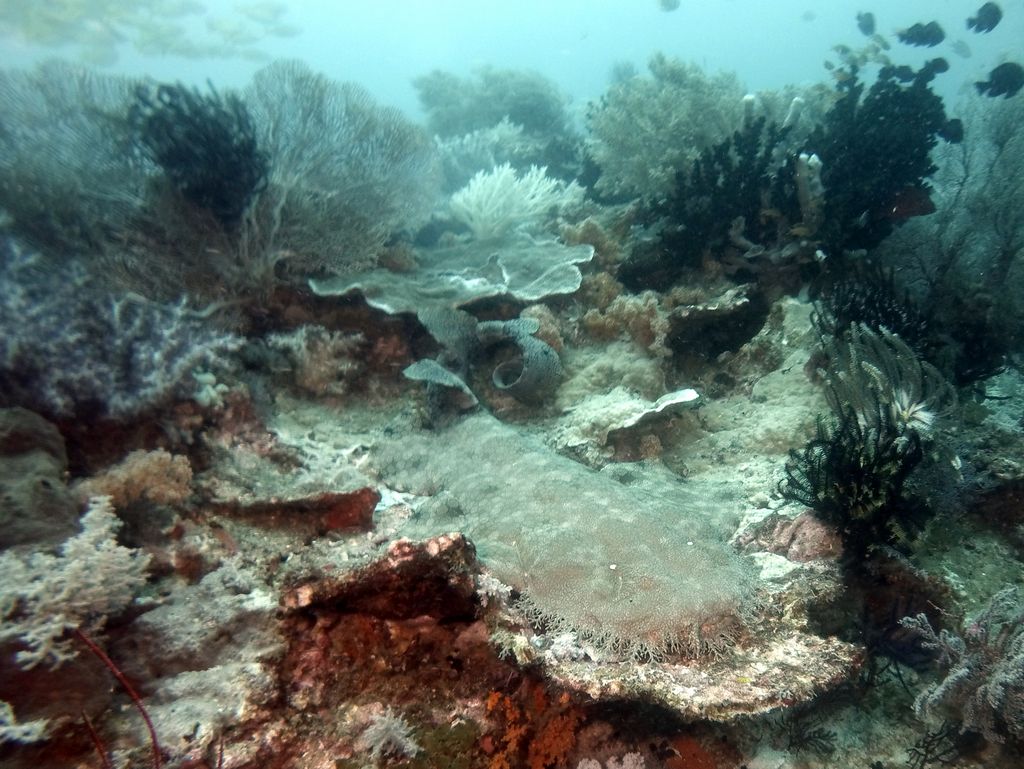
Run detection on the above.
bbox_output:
[856,11,875,36]
[967,3,1002,33]
[975,62,1024,99]
[897,21,945,47]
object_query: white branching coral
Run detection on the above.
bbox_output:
[449,163,584,241]
[0,496,150,669]
[0,700,48,745]
[355,708,421,764]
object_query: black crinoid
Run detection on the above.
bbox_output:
[781,324,955,557]
[130,81,268,228]
[780,404,925,559]
[814,260,931,357]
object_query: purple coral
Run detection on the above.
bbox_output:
[0,239,240,419]
[901,585,1024,743]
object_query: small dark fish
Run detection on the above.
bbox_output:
[975,62,1024,99]
[856,11,876,36]
[884,186,936,223]
[897,21,945,47]
[967,2,1002,33]
[925,57,949,74]
[951,39,972,58]
[938,118,964,144]
[658,0,681,11]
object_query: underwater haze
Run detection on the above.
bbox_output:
[3,0,1022,113]
[3,1,1024,768]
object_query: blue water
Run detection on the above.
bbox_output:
[3,0,1021,116]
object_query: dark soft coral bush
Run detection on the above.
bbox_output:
[779,406,924,558]
[803,63,955,253]
[130,82,268,228]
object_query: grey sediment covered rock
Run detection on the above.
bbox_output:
[372,411,759,659]
[0,408,79,549]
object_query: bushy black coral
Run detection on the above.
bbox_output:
[816,262,931,355]
[130,82,268,227]
[804,65,952,253]
[621,116,792,290]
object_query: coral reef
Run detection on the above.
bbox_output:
[0,497,150,670]
[779,408,923,557]
[245,60,442,276]
[801,64,953,254]
[0,239,241,420]
[902,586,1024,743]
[129,81,268,228]
[311,236,594,314]
[414,66,572,141]
[586,53,745,199]
[3,25,1024,769]
[450,163,584,242]
[373,411,759,661]
[779,324,954,556]
[0,62,143,256]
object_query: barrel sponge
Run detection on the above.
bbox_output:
[373,412,759,660]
